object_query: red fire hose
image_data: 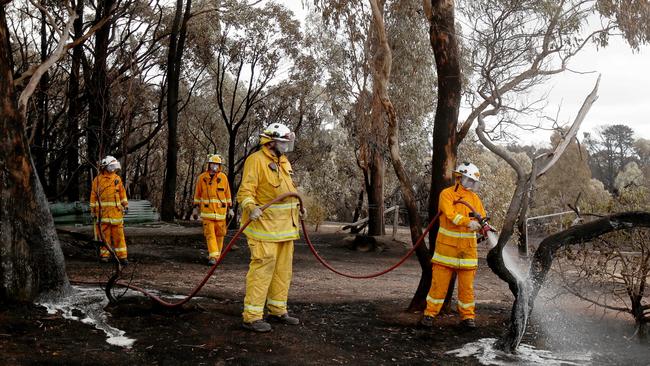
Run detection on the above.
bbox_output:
[74,192,444,307]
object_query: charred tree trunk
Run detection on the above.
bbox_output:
[0,9,70,301]
[529,212,650,309]
[64,0,83,202]
[425,0,461,249]
[477,79,600,352]
[160,0,192,221]
[493,212,650,353]
[411,0,463,310]
[516,163,535,255]
[364,0,387,237]
[87,0,114,165]
[366,151,385,236]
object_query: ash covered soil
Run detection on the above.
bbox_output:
[1,223,648,365]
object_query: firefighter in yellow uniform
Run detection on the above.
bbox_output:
[238,123,304,333]
[90,155,129,265]
[420,162,490,329]
[192,154,233,266]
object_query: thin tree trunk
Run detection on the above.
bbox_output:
[161,0,192,221]
[366,151,385,235]
[33,6,51,197]
[64,0,83,202]
[364,0,387,237]
[0,8,70,301]
[368,0,431,311]
[87,0,114,165]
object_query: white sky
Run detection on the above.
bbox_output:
[543,38,650,144]
[282,2,650,145]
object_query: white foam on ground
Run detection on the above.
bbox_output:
[37,286,135,348]
[447,338,593,365]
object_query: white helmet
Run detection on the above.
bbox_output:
[454,162,480,182]
[100,155,121,172]
[260,123,295,153]
[260,123,295,142]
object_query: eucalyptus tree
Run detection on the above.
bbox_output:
[457,0,650,351]
[194,0,302,199]
[1,0,76,301]
[584,124,637,192]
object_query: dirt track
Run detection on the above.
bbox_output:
[1,223,648,365]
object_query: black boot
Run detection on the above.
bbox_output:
[267,313,300,325]
[242,320,272,332]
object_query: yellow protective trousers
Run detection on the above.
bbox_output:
[242,239,294,323]
[424,263,476,320]
[95,223,127,259]
[203,219,227,259]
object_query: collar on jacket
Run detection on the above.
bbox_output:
[261,144,286,163]
[454,182,471,195]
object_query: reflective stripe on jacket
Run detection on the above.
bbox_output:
[90,172,128,224]
[237,145,300,242]
[194,171,232,221]
[432,183,486,269]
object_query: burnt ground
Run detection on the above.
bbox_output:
[1,222,649,365]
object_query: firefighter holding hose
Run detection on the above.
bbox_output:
[420,162,492,329]
[237,123,305,333]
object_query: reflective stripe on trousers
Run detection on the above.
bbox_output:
[242,239,294,323]
[203,219,226,259]
[424,263,476,320]
[96,223,128,259]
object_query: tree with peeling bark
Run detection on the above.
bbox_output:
[313,0,390,237]
[366,0,436,310]
[0,2,76,301]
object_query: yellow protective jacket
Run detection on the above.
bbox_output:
[432,183,486,269]
[194,171,232,221]
[90,172,128,225]
[237,145,300,242]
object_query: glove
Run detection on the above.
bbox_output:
[299,206,307,218]
[249,206,263,221]
[228,208,235,219]
[468,220,482,231]
[192,207,199,220]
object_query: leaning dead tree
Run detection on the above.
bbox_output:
[527,212,650,339]
[489,212,650,351]
[476,77,600,352]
